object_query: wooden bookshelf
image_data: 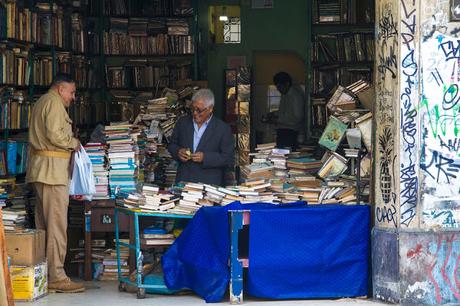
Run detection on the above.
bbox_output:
[307,0,375,139]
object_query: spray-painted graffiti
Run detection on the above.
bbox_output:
[421,34,460,218]
[423,209,460,228]
[400,233,460,304]
[375,0,399,228]
[421,150,460,184]
[378,6,399,80]
[400,0,419,228]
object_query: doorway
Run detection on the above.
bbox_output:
[253,52,306,146]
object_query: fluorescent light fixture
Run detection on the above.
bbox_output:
[219,15,228,21]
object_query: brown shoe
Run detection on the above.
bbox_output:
[49,278,85,293]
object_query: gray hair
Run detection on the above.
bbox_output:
[192,89,215,107]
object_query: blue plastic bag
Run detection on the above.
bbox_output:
[69,147,96,197]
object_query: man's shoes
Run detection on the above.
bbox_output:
[48,278,85,293]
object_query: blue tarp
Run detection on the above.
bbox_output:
[247,205,370,299]
[162,202,369,303]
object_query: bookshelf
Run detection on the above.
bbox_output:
[307,0,375,139]
[0,0,197,164]
[224,67,251,183]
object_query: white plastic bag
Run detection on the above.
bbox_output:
[69,147,96,197]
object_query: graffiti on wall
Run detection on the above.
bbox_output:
[375,0,399,228]
[400,0,419,227]
[421,33,460,228]
[400,232,460,305]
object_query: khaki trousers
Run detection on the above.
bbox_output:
[33,182,69,283]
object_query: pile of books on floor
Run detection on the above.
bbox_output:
[99,246,129,281]
[84,143,109,199]
[70,239,107,266]
[105,122,137,197]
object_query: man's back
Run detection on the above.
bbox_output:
[27,90,76,185]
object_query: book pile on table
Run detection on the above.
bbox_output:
[138,184,179,213]
[84,143,109,199]
[105,122,137,196]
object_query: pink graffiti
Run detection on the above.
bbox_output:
[454,254,460,292]
[441,235,460,300]
[427,237,442,304]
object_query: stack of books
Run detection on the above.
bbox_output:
[2,208,27,232]
[84,143,109,200]
[141,228,175,246]
[105,122,137,196]
[99,251,128,281]
[0,177,15,208]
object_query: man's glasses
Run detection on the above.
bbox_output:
[191,106,209,114]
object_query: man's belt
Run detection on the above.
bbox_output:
[31,149,71,159]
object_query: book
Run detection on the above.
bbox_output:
[318,116,348,151]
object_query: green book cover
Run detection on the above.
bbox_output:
[318,116,348,151]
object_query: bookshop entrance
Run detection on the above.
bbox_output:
[252,52,306,144]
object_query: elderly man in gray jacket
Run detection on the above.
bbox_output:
[168,89,235,186]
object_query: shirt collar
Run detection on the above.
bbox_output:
[193,114,213,129]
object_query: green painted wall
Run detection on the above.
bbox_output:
[196,0,308,117]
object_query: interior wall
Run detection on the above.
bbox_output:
[197,0,308,118]
[253,52,306,144]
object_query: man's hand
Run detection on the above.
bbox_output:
[191,151,204,163]
[74,140,82,152]
[178,148,192,162]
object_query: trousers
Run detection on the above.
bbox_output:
[33,182,69,282]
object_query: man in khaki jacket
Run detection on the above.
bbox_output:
[26,74,84,293]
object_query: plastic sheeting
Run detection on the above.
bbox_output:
[162,202,369,303]
[247,204,370,299]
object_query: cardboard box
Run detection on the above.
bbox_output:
[5,229,46,266]
[10,261,48,301]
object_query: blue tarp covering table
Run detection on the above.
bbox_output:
[162,202,370,303]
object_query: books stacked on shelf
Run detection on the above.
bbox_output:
[167,19,189,35]
[84,143,110,199]
[86,19,100,55]
[0,45,30,86]
[106,62,169,89]
[314,0,341,23]
[105,122,137,196]
[89,0,193,17]
[68,201,84,228]
[103,18,193,56]
[313,0,373,24]
[141,228,175,246]
[34,2,68,48]
[70,13,86,53]
[313,32,374,64]
[0,88,31,129]
[0,139,27,175]
[74,56,97,89]
[33,52,53,86]
[56,51,71,75]
[0,1,33,42]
